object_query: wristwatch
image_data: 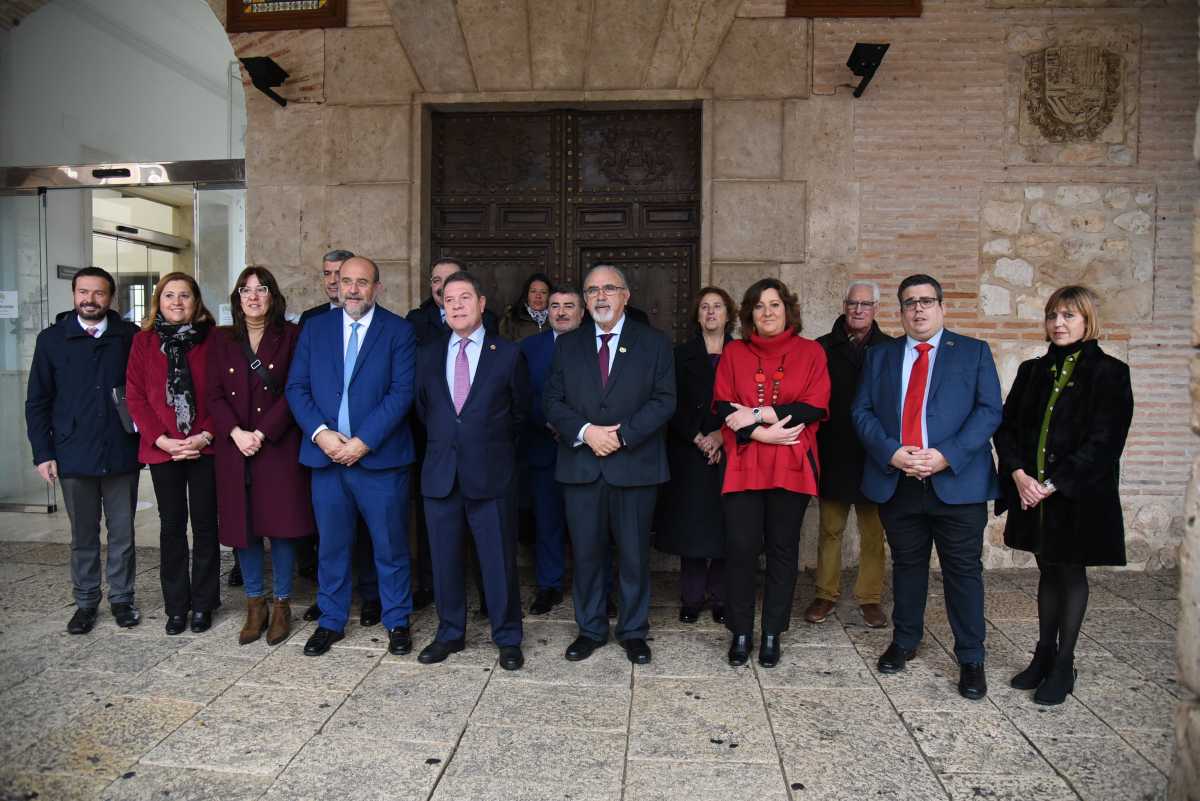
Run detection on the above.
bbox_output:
[752,407,763,422]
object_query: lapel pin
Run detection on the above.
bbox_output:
[619,346,627,353]
[268,364,274,370]
[945,340,955,347]
[228,367,235,373]
[489,344,496,351]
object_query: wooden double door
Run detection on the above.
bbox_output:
[429,108,701,342]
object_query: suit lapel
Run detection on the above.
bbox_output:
[927,331,955,402]
[883,338,905,427]
[349,308,385,385]
[460,334,498,413]
[327,311,345,384]
[602,321,638,398]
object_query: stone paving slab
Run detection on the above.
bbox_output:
[260,735,449,801]
[494,620,632,686]
[940,773,1080,801]
[1073,678,1178,731]
[901,708,1053,774]
[0,668,132,762]
[472,679,630,732]
[624,761,790,801]
[629,674,777,763]
[1031,734,1168,800]
[96,765,273,801]
[0,769,112,801]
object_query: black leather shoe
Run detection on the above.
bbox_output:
[529,588,564,615]
[877,643,918,674]
[67,607,98,635]
[111,603,140,628]
[498,645,524,671]
[304,626,344,656]
[1010,642,1056,690]
[303,603,321,622]
[711,605,726,625]
[227,563,243,587]
[412,588,434,611]
[564,635,605,661]
[418,638,465,664]
[958,662,988,700]
[360,599,382,627]
[621,638,652,665]
[388,626,412,655]
[165,614,188,636]
[728,633,752,666]
[189,611,212,633]
[1033,660,1075,706]
[758,633,781,668]
[678,605,700,624]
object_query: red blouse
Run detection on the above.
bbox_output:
[712,331,831,495]
[125,328,215,465]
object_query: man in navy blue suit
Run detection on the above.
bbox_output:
[286,256,417,657]
[520,287,585,615]
[851,274,1002,699]
[414,271,530,670]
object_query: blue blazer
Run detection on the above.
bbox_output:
[285,304,416,470]
[415,331,531,500]
[519,329,558,469]
[850,329,1002,505]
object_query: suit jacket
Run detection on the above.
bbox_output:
[415,330,531,499]
[543,318,676,487]
[519,329,560,469]
[285,304,416,470]
[298,302,337,328]
[851,329,1002,505]
[25,309,141,478]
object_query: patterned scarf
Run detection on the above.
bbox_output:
[153,316,210,435]
[527,304,550,328]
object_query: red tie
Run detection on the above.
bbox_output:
[598,333,613,387]
[901,343,933,448]
[85,326,99,338]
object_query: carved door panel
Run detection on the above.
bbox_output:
[430,108,700,340]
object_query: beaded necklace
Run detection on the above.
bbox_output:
[752,349,787,406]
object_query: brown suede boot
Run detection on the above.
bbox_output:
[239,596,269,645]
[266,599,292,646]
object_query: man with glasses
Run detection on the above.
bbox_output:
[851,274,1002,700]
[806,281,895,630]
[544,265,675,664]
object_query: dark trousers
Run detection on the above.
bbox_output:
[723,489,810,636]
[563,480,656,642]
[424,482,523,647]
[530,462,566,591]
[879,476,987,664]
[149,458,221,616]
[680,558,724,608]
[60,471,139,608]
[311,464,413,632]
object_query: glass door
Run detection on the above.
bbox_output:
[194,184,246,324]
[0,190,55,511]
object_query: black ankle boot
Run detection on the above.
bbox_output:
[728,634,752,666]
[758,633,781,668]
[1033,657,1076,706]
[1010,641,1056,690]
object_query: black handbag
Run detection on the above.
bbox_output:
[241,339,283,396]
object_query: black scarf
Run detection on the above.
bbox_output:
[154,316,209,435]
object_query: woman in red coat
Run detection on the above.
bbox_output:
[207,267,314,646]
[125,272,220,635]
[713,278,830,669]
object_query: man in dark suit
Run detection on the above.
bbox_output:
[26,267,142,634]
[851,273,1002,700]
[406,257,499,613]
[285,256,417,657]
[520,287,585,615]
[414,271,529,670]
[294,248,382,626]
[544,264,675,665]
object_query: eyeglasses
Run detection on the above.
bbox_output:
[583,284,626,298]
[238,286,270,297]
[900,297,939,312]
[844,301,876,311]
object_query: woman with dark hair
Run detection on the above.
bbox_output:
[125,271,220,634]
[713,278,830,668]
[207,267,314,646]
[656,287,736,624]
[994,285,1133,705]
[500,272,553,341]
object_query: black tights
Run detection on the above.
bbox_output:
[1035,557,1089,661]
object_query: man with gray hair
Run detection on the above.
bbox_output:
[299,249,354,326]
[544,264,675,664]
[806,280,895,629]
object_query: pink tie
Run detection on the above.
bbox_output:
[85,326,99,338]
[453,338,471,414]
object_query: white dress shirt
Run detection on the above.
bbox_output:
[444,324,485,397]
[899,327,944,449]
[312,305,376,441]
[78,315,108,337]
[576,314,626,445]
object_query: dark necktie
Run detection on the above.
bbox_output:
[901,343,933,448]
[598,333,614,388]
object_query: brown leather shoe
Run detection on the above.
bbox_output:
[860,603,888,629]
[266,599,292,645]
[804,598,836,624]
[239,596,269,645]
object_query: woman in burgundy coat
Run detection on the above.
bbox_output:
[125,272,220,636]
[207,266,314,646]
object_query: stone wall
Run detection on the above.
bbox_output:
[205,0,1198,571]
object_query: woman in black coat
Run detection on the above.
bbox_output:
[655,287,736,624]
[993,285,1133,706]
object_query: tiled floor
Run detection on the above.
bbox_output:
[0,534,1180,801]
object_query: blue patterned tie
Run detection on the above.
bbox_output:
[337,322,361,436]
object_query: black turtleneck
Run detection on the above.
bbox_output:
[1048,339,1085,370]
